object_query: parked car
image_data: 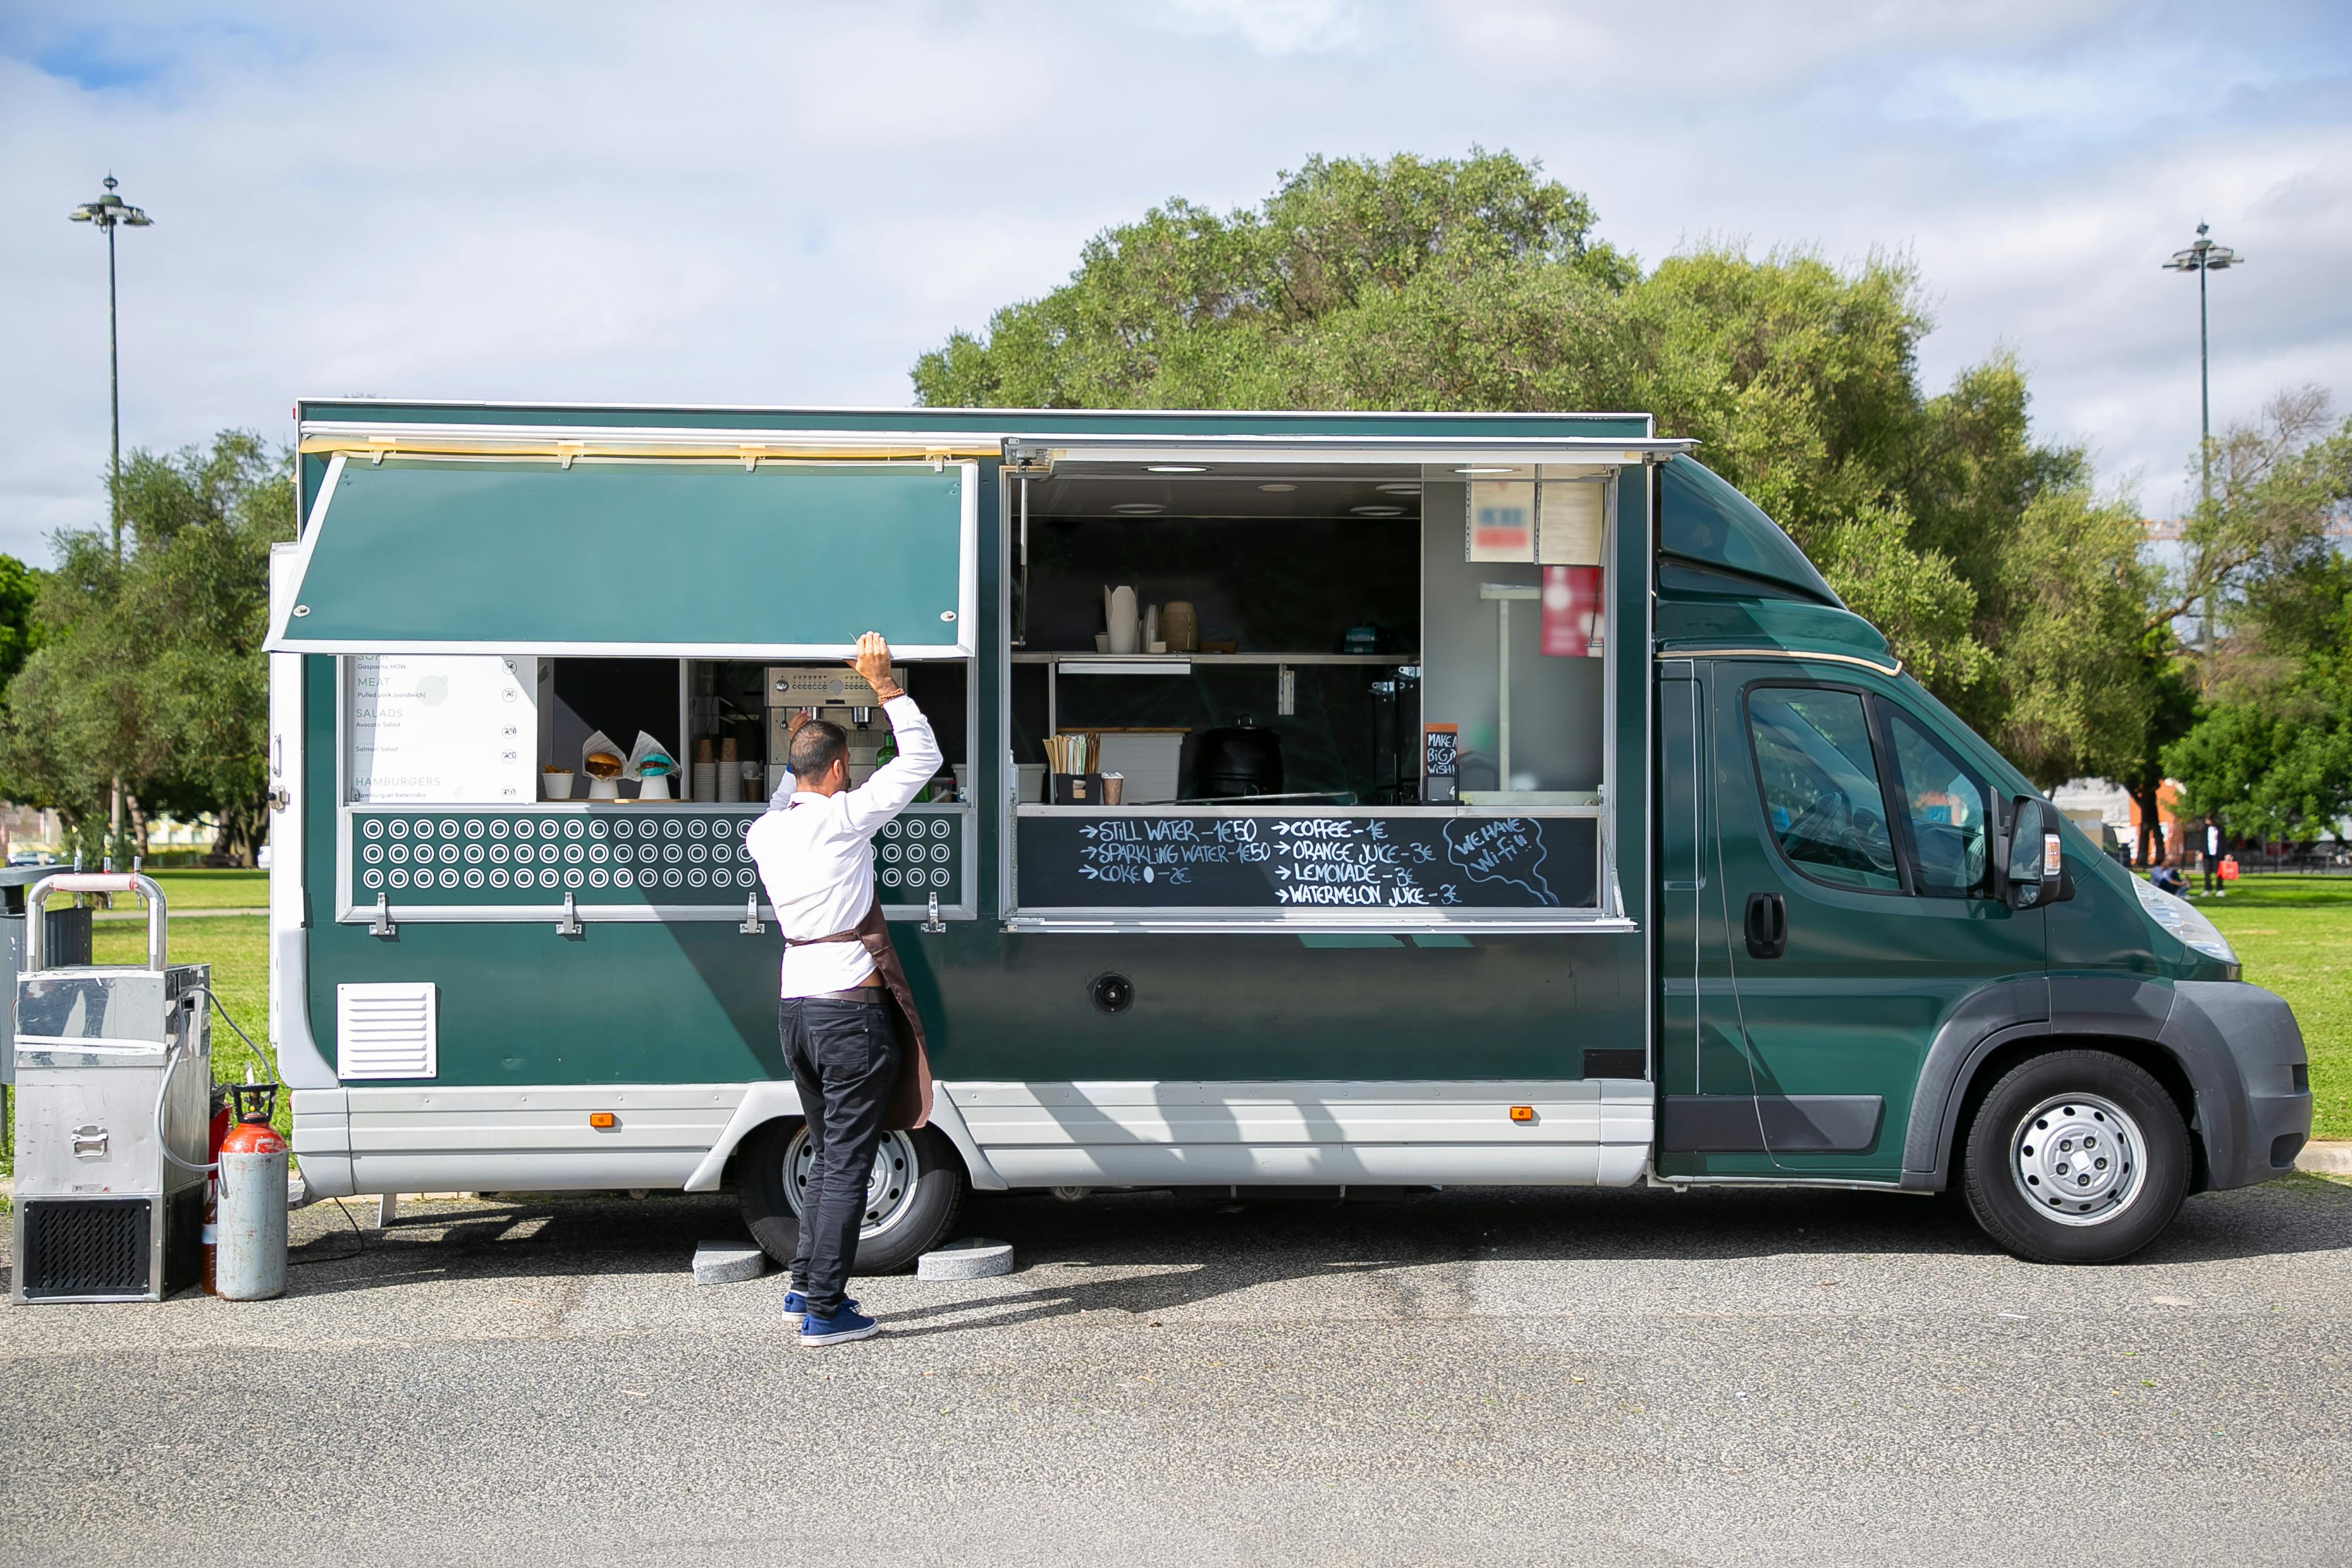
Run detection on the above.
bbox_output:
[6,850,59,868]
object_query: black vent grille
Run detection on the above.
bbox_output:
[21,1199,150,1299]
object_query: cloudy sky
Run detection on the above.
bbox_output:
[3,1,2346,563]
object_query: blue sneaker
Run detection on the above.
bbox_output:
[799,1304,881,1347]
[782,1289,859,1324]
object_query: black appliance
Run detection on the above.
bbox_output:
[1192,716,1284,799]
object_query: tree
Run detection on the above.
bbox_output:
[914,150,2150,785]
[2162,399,2352,844]
[0,555,42,692]
[0,431,295,863]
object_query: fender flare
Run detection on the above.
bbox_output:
[1896,974,2288,1194]
[681,1083,1008,1193]
[1898,977,2051,1191]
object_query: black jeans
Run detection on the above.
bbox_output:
[778,994,902,1316]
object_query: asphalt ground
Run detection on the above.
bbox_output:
[2,1176,2348,1567]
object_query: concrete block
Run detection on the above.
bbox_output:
[693,1242,771,1285]
[2295,1140,2352,1176]
[918,1238,1016,1280]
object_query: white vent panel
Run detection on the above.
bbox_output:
[336,982,438,1080]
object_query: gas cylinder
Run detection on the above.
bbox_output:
[201,1084,232,1295]
[216,1084,288,1302]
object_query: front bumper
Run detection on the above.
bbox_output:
[2166,981,2312,1189]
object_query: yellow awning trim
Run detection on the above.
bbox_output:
[297,434,997,464]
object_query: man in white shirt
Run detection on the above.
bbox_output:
[746,632,942,1346]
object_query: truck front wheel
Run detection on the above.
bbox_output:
[739,1118,965,1276]
[1962,1049,2190,1264]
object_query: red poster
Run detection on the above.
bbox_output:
[1541,566,1602,657]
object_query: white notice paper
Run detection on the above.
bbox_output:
[350,655,538,803]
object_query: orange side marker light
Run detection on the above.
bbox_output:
[589,1112,617,1129]
[1509,1105,1535,1123]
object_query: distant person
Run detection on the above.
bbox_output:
[2150,859,2189,897]
[746,632,941,1348]
[2203,817,2225,896]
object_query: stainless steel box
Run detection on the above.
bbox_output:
[10,875,211,1304]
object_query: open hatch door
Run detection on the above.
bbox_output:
[267,453,978,659]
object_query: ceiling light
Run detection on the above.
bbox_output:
[1111,502,1165,515]
[1146,464,1208,473]
[1375,483,1421,495]
[1455,467,1520,476]
[1258,483,1296,492]
[1350,505,1405,517]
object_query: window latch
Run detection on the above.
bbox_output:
[370,893,397,939]
[739,893,766,935]
[923,891,945,934]
[556,892,583,937]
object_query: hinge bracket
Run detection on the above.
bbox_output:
[739,893,767,935]
[923,891,945,934]
[370,893,397,938]
[556,892,583,936]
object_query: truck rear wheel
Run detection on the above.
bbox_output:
[1961,1049,2189,1264]
[738,1118,965,1276]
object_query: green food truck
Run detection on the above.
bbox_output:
[265,401,2311,1268]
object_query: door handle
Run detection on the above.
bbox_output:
[1744,892,1787,959]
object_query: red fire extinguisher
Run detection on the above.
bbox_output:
[201,1083,232,1295]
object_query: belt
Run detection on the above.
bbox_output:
[793,987,888,1005]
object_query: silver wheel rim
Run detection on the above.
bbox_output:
[2009,1092,2145,1227]
[783,1127,920,1239]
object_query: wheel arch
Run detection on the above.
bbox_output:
[1901,977,2218,1195]
[683,1083,1006,1193]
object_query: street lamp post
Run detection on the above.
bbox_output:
[2162,222,2242,664]
[69,175,153,866]
[69,175,153,567]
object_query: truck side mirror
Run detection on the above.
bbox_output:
[2003,797,2067,910]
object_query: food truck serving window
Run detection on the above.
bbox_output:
[1000,452,1633,926]
[269,454,977,658]
[301,448,980,927]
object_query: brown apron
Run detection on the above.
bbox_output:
[783,893,933,1131]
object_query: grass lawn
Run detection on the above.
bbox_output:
[2194,875,2352,1140]
[121,868,267,911]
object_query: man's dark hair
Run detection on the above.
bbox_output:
[790,719,848,781]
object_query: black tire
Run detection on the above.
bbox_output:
[738,1118,965,1275]
[1961,1049,2190,1264]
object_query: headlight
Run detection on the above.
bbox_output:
[2132,875,2237,963]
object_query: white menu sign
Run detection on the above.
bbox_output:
[350,655,538,803]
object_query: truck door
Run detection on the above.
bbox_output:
[1653,664,1774,1179]
[1710,663,2045,1179]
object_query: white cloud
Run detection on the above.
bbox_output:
[1157,0,1370,56]
[0,0,2345,559]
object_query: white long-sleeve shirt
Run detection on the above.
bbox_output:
[747,695,942,998]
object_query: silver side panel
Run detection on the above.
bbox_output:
[987,1143,1648,1187]
[291,1079,1656,1195]
[957,1079,1653,1189]
[297,1084,739,1196]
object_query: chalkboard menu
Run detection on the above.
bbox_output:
[1017,812,1596,910]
